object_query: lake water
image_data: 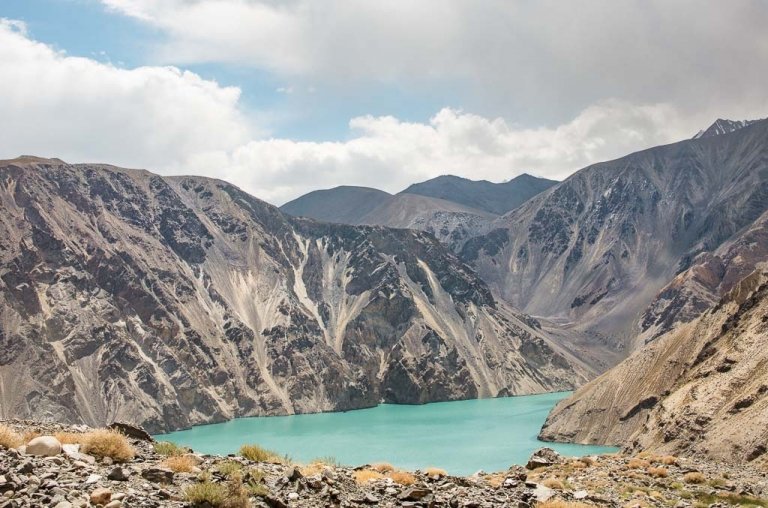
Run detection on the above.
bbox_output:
[157,392,617,475]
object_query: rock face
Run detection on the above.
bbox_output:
[465,118,768,347]
[0,157,593,432]
[540,269,768,468]
[692,117,764,139]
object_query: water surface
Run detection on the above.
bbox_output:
[158,392,617,475]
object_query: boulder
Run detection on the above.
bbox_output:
[90,487,112,506]
[108,422,153,442]
[107,468,129,481]
[26,436,62,457]
[399,487,432,501]
[526,447,561,470]
[141,467,174,484]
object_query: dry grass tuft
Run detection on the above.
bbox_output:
[627,458,651,469]
[162,455,197,473]
[81,429,135,462]
[185,481,227,506]
[216,460,244,478]
[353,469,386,484]
[370,462,395,473]
[542,478,566,490]
[571,460,588,469]
[425,467,447,477]
[21,430,41,443]
[536,501,594,508]
[388,471,417,485]
[54,432,84,445]
[683,472,706,484]
[580,456,597,466]
[647,467,668,478]
[0,425,23,449]
[239,444,287,464]
[154,441,185,457]
[660,455,678,466]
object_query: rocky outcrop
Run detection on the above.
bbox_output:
[539,269,768,468]
[465,118,768,347]
[0,158,594,433]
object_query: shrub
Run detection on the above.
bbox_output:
[313,456,341,467]
[354,469,385,484]
[81,429,135,462]
[684,472,706,484]
[220,472,250,508]
[0,425,23,449]
[425,467,447,477]
[162,455,198,473]
[388,471,416,485]
[154,441,185,457]
[216,460,244,478]
[647,467,668,478]
[54,432,84,445]
[627,458,651,469]
[536,501,594,508]
[239,444,287,463]
[21,430,41,443]
[580,456,596,466]
[184,482,227,506]
[541,478,565,490]
[660,455,678,465]
[370,462,395,473]
[571,460,588,469]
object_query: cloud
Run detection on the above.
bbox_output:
[0,17,256,171]
[98,0,768,124]
[0,18,758,207]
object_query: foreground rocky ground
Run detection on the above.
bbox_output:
[1,420,767,508]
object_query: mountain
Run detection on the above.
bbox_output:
[281,187,496,249]
[463,119,768,347]
[693,118,763,139]
[0,157,596,433]
[401,173,558,215]
[279,186,391,224]
[539,268,768,468]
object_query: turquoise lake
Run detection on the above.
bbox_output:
[157,392,617,475]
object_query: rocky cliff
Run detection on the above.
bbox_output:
[539,268,768,467]
[465,119,768,347]
[0,157,593,433]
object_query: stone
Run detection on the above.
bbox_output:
[140,468,174,484]
[107,422,153,442]
[399,487,432,501]
[363,493,380,504]
[107,468,129,482]
[85,474,102,485]
[183,453,204,466]
[104,501,122,508]
[573,490,588,500]
[53,502,73,508]
[532,484,556,503]
[287,492,299,500]
[287,467,303,482]
[90,487,112,506]
[16,462,33,475]
[526,448,561,470]
[26,436,62,457]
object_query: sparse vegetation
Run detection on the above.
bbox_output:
[661,455,678,465]
[370,462,395,473]
[536,501,594,508]
[0,425,23,449]
[683,472,706,484]
[184,481,227,506]
[425,467,447,477]
[216,460,244,478]
[627,458,651,469]
[542,478,565,490]
[54,431,83,445]
[154,441,185,457]
[388,470,417,485]
[354,469,386,483]
[571,460,588,469]
[81,429,135,462]
[239,444,288,464]
[647,466,668,478]
[162,455,198,473]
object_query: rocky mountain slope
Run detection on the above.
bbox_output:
[401,173,558,215]
[539,268,768,468]
[693,118,763,139]
[0,157,594,433]
[464,119,768,347]
[279,186,391,224]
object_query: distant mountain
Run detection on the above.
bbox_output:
[401,173,558,215]
[463,119,768,347]
[280,186,392,224]
[693,118,763,139]
[0,157,595,432]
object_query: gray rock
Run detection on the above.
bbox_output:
[107,468,129,482]
[526,448,561,470]
[140,468,174,484]
[399,487,432,501]
[26,436,62,457]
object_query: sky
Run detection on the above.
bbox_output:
[1,1,767,205]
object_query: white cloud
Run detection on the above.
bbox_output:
[0,18,255,171]
[98,0,768,124]
[0,18,759,207]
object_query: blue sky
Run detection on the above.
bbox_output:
[1,0,766,204]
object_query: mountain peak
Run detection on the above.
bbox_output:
[692,118,764,139]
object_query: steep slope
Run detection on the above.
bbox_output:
[639,209,768,343]
[539,268,768,468]
[279,186,391,224]
[0,157,594,433]
[464,119,768,346]
[401,173,558,215]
